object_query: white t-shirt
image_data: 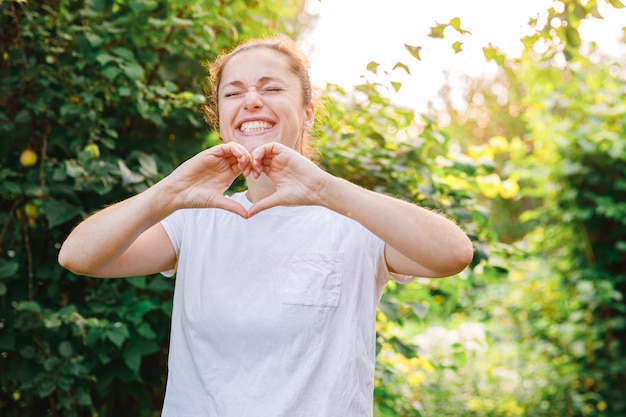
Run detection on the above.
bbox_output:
[159,192,394,417]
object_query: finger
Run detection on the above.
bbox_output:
[247,194,282,218]
[225,143,253,177]
[251,143,286,177]
[212,196,249,219]
[250,146,269,173]
[237,153,253,177]
[213,143,252,177]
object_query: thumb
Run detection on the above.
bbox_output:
[246,194,283,218]
[212,196,250,219]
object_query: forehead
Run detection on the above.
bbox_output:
[220,48,296,86]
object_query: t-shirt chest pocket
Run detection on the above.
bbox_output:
[278,252,343,308]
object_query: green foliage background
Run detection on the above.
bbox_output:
[1,0,625,416]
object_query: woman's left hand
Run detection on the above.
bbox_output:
[247,142,473,278]
[247,142,331,216]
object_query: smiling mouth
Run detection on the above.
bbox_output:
[240,121,275,133]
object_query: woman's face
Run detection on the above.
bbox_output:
[217,48,314,153]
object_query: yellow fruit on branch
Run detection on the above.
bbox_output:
[84,143,101,159]
[24,203,40,220]
[20,149,38,168]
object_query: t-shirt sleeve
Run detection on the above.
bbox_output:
[159,210,185,277]
[373,236,416,285]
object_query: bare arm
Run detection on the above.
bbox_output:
[58,143,254,278]
[320,177,473,278]
[248,142,474,279]
[58,186,177,278]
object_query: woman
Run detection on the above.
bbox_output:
[59,36,473,417]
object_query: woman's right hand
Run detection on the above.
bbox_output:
[162,142,253,218]
[58,142,254,277]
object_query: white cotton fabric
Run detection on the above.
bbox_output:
[159,192,392,417]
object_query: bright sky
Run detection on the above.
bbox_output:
[301,0,626,112]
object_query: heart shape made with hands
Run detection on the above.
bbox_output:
[200,142,321,219]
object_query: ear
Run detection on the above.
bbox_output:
[303,102,315,130]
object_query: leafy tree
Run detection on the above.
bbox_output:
[0,1,304,415]
[8,1,624,416]
[425,0,626,415]
[516,40,626,417]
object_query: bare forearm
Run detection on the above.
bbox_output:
[319,176,473,277]
[58,182,173,275]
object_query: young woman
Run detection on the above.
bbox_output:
[59,36,473,417]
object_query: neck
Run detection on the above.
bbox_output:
[245,174,275,203]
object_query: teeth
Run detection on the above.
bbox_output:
[240,121,274,133]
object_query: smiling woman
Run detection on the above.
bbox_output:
[203,37,318,159]
[58,35,473,417]
[214,48,314,156]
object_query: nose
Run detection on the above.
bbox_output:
[243,86,263,110]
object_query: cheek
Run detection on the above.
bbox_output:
[216,109,232,137]
[217,108,227,125]
[217,100,238,121]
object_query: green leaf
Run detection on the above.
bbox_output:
[407,301,428,320]
[147,276,173,292]
[138,153,158,178]
[84,32,103,47]
[77,390,92,406]
[15,301,42,313]
[449,17,471,35]
[15,108,30,123]
[607,0,624,8]
[565,26,581,49]
[38,380,56,398]
[118,160,145,186]
[148,17,167,28]
[428,23,447,39]
[132,299,158,317]
[40,199,81,228]
[127,276,147,289]
[120,62,145,80]
[24,185,48,198]
[95,53,117,66]
[43,313,62,329]
[0,260,19,278]
[123,339,160,373]
[0,181,21,194]
[111,47,136,61]
[482,46,505,65]
[58,341,73,358]
[449,17,461,30]
[136,322,157,339]
[20,346,36,359]
[106,324,129,348]
[366,61,380,74]
[169,16,194,27]
[403,44,422,60]
[85,0,105,13]
[102,65,121,81]
[452,350,468,367]
[392,61,410,75]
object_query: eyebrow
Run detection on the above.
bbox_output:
[221,76,283,90]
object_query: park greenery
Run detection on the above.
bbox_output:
[1,0,625,416]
